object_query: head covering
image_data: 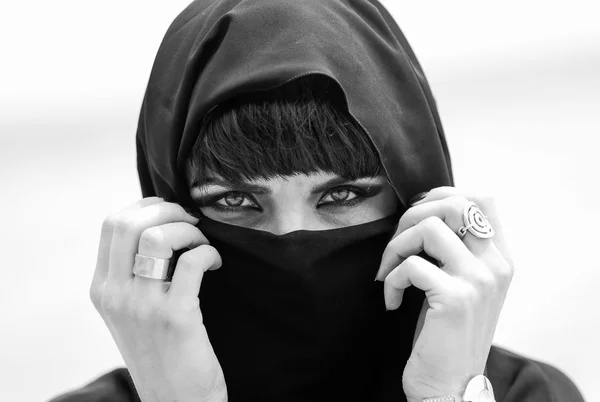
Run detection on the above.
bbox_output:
[136,0,454,207]
[136,1,454,401]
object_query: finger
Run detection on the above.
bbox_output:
[383,255,453,310]
[398,195,495,257]
[168,245,223,310]
[132,222,210,295]
[107,202,200,283]
[92,197,164,289]
[376,216,473,281]
[411,186,511,265]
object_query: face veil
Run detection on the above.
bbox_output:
[135,1,454,401]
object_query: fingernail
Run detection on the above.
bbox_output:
[408,191,429,206]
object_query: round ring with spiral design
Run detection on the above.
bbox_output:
[457,201,495,239]
[132,253,171,280]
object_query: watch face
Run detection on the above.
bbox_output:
[463,375,496,402]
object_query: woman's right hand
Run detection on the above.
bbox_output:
[90,197,227,402]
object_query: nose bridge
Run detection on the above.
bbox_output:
[267,199,321,235]
[271,209,312,235]
[266,178,317,235]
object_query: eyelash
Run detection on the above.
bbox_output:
[205,185,367,213]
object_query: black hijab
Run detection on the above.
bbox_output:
[135,0,453,207]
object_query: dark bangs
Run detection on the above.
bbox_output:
[186,74,383,186]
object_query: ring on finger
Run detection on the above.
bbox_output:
[457,201,495,239]
[132,253,173,281]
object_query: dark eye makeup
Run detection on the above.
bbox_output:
[193,184,383,214]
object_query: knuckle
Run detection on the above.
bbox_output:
[139,227,165,251]
[472,269,497,293]
[173,203,190,216]
[176,251,198,269]
[427,186,452,199]
[398,207,423,231]
[397,211,414,230]
[164,202,192,221]
[89,285,103,311]
[101,214,118,234]
[113,216,138,236]
[98,283,129,317]
[497,259,515,284]
[448,195,469,215]
[421,216,444,232]
[100,292,125,316]
[403,255,421,268]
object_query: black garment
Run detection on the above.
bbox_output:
[47,346,585,402]
[195,212,417,402]
[51,0,585,401]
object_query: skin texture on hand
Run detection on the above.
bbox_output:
[375,187,513,401]
[90,197,228,402]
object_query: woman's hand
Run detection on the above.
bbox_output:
[375,187,514,402]
[90,197,227,402]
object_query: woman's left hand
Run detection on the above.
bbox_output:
[375,186,515,402]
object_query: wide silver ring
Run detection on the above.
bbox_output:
[133,253,171,280]
[457,201,495,239]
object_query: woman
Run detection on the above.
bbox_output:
[50,0,584,401]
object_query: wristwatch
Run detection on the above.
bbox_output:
[423,375,495,402]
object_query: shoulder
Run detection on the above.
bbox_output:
[47,368,140,402]
[487,345,585,402]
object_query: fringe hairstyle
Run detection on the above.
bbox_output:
[186,74,383,187]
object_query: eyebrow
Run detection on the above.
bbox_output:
[191,175,384,197]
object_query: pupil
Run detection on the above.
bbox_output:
[331,189,349,201]
[224,194,244,206]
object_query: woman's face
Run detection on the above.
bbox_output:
[188,169,399,234]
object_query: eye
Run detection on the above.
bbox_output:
[318,186,364,207]
[210,191,260,212]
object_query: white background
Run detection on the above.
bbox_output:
[1,1,598,401]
